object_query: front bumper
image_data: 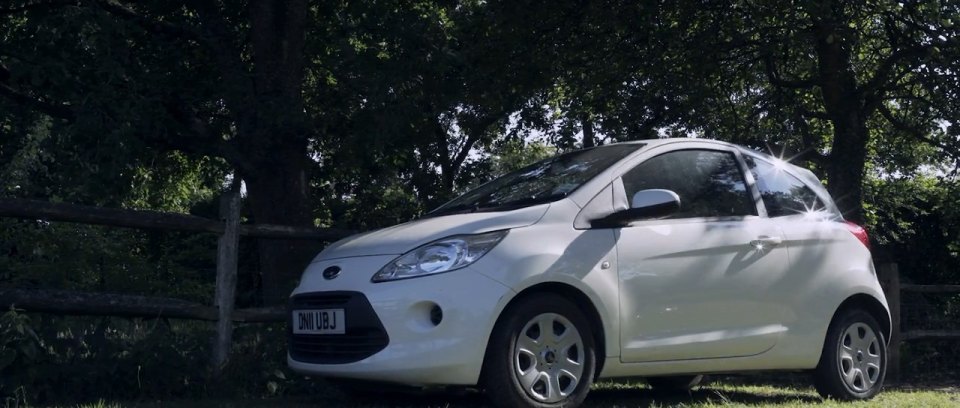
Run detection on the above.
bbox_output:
[287,254,514,386]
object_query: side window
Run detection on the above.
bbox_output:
[743,155,826,217]
[621,149,757,218]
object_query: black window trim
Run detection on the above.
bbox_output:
[614,146,763,225]
[732,148,769,218]
[739,150,835,219]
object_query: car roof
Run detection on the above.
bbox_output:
[606,138,807,173]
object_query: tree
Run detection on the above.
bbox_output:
[0,1,318,303]
[492,0,960,223]
[675,0,960,222]
[1,0,559,301]
[4,0,958,300]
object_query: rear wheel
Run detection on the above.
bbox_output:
[813,309,887,400]
[482,293,596,408]
[646,375,703,392]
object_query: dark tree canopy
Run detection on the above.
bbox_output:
[2,0,958,303]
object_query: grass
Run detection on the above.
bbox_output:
[35,382,960,408]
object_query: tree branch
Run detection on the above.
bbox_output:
[861,44,931,106]
[188,1,256,126]
[763,54,819,89]
[798,106,831,120]
[95,0,251,106]
[159,100,251,173]
[0,0,78,15]
[93,0,204,42]
[451,107,511,170]
[0,82,75,120]
[95,0,254,170]
[452,133,480,171]
[789,107,827,166]
[878,104,960,161]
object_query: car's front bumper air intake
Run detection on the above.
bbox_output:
[288,291,389,364]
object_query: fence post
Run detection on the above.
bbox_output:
[212,179,241,379]
[878,263,901,383]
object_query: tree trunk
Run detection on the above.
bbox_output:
[244,145,321,305]
[809,3,869,224]
[582,116,596,148]
[824,110,869,224]
[240,0,317,305]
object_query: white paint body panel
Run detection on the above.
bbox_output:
[289,138,888,386]
[616,217,790,362]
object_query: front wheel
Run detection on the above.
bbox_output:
[482,294,596,408]
[813,309,887,400]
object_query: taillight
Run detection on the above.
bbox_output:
[844,221,870,249]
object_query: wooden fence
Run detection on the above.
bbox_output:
[877,264,960,382]
[0,188,354,378]
[1,196,958,383]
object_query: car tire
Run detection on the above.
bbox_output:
[813,309,887,400]
[482,293,597,408]
[646,375,703,392]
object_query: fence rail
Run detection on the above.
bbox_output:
[878,263,960,382]
[0,197,354,241]
[0,288,285,323]
[0,193,354,378]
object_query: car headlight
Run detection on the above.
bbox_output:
[371,230,508,282]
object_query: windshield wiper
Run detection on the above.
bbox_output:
[425,192,567,219]
[484,194,564,211]
[426,203,481,217]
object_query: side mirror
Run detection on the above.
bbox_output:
[591,189,680,228]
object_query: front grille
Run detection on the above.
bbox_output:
[288,291,389,364]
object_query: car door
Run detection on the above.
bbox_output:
[616,147,792,363]
[740,154,856,334]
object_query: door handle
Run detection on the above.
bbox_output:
[750,235,783,249]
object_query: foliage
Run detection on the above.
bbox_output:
[1,0,959,404]
[0,219,217,302]
[0,308,42,405]
[489,139,557,176]
[0,314,327,405]
[868,176,960,284]
[2,0,958,283]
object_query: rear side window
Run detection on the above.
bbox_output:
[622,149,757,219]
[744,155,826,217]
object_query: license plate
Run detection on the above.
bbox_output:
[292,309,345,334]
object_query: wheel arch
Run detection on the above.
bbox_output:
[812,292,890,399]
[830,293,892,344]
[488,281,608,379]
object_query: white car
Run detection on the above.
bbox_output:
[288,138,889,407]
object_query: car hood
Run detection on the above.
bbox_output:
[312,203,551,261]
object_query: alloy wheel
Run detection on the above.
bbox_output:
[837,322,882,392]
[514,312,585,403]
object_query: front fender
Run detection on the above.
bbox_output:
[474,224,621,360]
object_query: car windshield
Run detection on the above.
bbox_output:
[429,144,644,216]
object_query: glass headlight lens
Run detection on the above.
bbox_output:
[372,230,508,282]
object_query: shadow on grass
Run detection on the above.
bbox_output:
[589,386,822,406]
[323,385,822,408]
